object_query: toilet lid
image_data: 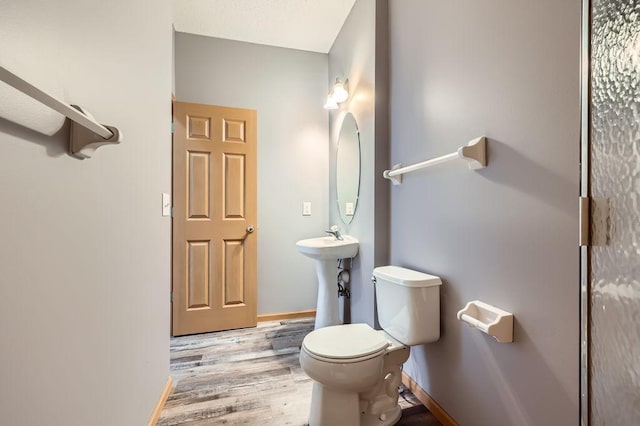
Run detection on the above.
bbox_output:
[302,323,389,359]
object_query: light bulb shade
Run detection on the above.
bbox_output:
[332,82,349,103]
[323,95,338,110]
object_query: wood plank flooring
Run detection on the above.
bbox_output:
[159,318,441,425]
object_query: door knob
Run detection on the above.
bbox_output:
[246,225,255,233]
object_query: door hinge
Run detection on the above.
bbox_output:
[171,207,174,217]
[580,196,610,247]
[171,122,174,134]
[170,292,173,302]
[579,196,589,247]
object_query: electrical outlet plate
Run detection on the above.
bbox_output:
[345,202,354,215]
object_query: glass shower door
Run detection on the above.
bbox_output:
[587,0,640,424]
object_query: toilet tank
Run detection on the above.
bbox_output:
[373,266,441,345]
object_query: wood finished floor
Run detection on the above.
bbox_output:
[159,318,441,426]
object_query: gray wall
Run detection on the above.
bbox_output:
[175,33,329,315]
[388,1,581,425]
[328,0,389,326]
[0,0,172,425]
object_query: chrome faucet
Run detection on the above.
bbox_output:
[325,225,343,240]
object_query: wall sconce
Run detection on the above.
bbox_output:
[324,78,349,110]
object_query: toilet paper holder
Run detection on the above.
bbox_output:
[457,300,513,343]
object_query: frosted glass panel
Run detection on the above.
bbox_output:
[590,0,640,424]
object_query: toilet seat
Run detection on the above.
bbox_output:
[302,323,389,364]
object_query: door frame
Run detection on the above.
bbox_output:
[579,0,591,424]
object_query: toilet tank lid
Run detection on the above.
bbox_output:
[373,266,442,287]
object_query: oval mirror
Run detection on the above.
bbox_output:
[336,113,361,224]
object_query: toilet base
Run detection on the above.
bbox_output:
[308,382,360,426]
[307,382,403,426]
[358,343,409,426]
[361,404,402,426]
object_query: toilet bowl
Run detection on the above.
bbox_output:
[300,324,410,426]
[300,266,441,426]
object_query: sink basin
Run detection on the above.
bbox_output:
[296,235,359,260]
[296,235,359,329]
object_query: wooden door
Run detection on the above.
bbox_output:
[172,101,257,336]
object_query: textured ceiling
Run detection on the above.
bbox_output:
[173,0,356,53]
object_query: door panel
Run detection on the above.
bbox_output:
[223,119,246,143]
[224,240,245,306]
[224,154,246,218]
[188,152,210,219]
[187,241,210,309]
[173,101,257,336]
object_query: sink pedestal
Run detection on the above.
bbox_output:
[314,260,340,329]
[295,235,359,330]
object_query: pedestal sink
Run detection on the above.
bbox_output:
[296,235,359,329]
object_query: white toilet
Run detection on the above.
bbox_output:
[299,265,441,426]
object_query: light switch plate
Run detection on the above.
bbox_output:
[303,202,312,216]
[162,193,171,217]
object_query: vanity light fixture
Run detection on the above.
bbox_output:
[323,96,339,110]
[324,78,349,109]
[331,79,349,102]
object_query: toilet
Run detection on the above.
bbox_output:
[299,265,441,426]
